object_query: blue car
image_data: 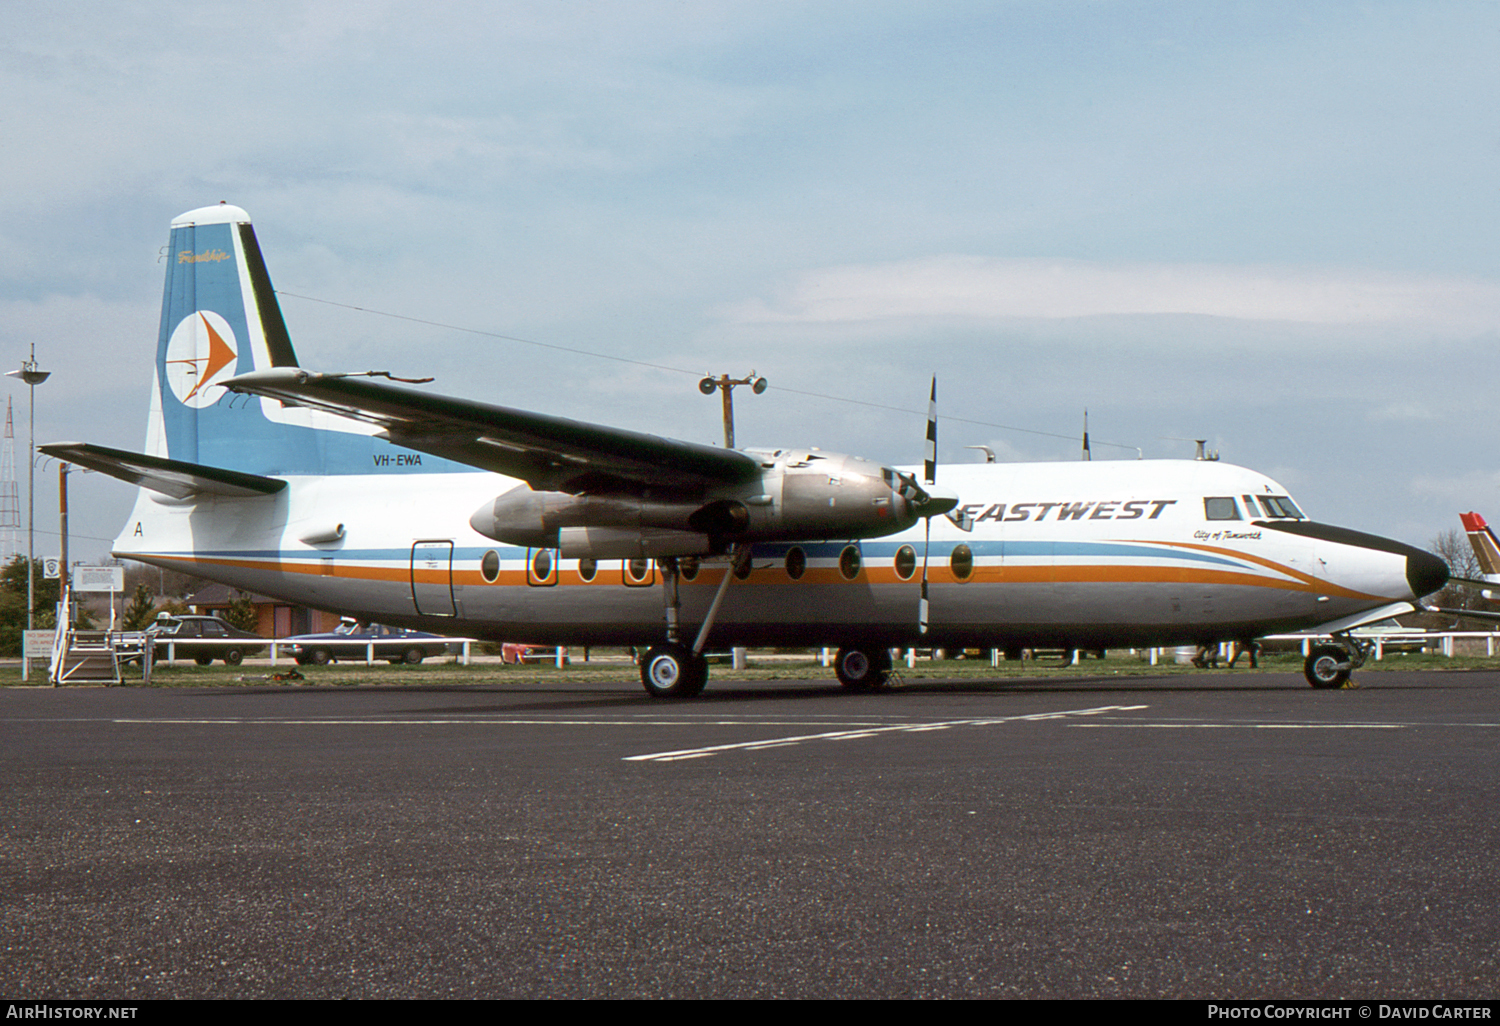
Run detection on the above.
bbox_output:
[284,620,452,665]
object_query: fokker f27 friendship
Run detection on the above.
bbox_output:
[44,204,1450,696]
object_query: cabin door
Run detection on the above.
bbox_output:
[411,540,457,616]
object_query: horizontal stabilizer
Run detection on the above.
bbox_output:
[40,442,286,500]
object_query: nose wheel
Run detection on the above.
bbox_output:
[1303,644,1350,689]
[1303,635,1368,689]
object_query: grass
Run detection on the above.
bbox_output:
[5,648,1496,688]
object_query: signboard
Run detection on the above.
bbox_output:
[43,558,60,579]
[73,566,125,593]
[22,630,54,659]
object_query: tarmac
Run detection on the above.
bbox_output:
[2,669,1497,999]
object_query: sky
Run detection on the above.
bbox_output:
[2,0,1499,563]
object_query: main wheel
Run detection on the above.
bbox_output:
[834,645,892,691]
[1304,644,1350,689]
[640,643,708,699]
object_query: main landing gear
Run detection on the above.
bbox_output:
[640,642,708,699]
[639,547,747,699]
[833,645,892,691]
[636,550,898,699]
[1302,633,1371,689]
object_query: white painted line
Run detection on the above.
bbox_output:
[624,704,1149,763]
[1069,722,1405,729]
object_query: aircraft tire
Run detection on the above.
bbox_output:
[640,644,708,699]
[1304,644,1350,689]
[834,645,892,691]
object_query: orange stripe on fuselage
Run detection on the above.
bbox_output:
[155,548,1384,599]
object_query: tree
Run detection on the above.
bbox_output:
[122,583,160,631]
[0,557,99,655]
[1425,529,1497,624]
[223,591,259,633]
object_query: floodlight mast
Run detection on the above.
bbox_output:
[698,371,767,449]
[6,342,49,682]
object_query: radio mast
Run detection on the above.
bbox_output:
[0,398,19,563]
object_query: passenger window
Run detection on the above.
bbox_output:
[950,544,974,581]
[784,547,806,581]
[838,544,862,581]
[1204,497,1241,521]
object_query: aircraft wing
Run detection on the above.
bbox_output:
[40,442,286,500]
[224,369,762,493]
[1308,601,1420,634]
[1426,605,1500,623]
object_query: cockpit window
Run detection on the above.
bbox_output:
[1255,495,1305,519]
[1204,497,1241,521]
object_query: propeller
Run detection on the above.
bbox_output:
[898,378,975,635]
[917,378,959,635]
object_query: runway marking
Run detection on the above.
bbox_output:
[622,704,1149,763]
[104,718,901,727]
[1070,722,1406,729]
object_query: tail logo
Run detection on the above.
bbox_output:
[164,311,240,409]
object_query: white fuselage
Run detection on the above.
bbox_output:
[113,458,1424,650]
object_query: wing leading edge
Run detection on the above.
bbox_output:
[224,369,762,494]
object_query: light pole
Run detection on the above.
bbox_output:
[8,343,50,681]
[697,371,767,449]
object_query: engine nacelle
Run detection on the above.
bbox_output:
[469,488,705,549]
[469,450,933,554]
[557,527,711,560]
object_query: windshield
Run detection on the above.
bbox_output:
[1256,495,1304,519]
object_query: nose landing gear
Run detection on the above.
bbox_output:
[1303,633,1371,689]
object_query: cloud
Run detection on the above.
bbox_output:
[724,256,1500,334]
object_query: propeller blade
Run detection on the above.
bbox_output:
[919,514,931,636]
[924,377,937,486]
[919,376,939,635]
[946,508,975,533]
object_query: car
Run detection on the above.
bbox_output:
[500,643,568,664]
[146,614,267,665]
[283,620,453,665]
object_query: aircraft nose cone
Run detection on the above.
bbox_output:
[1407,549,1449,598]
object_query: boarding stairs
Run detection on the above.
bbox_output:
[50,627,123,685]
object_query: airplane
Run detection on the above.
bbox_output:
[41,203,1451,697]
[1460,512,1500,593]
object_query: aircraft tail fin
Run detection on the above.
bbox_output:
[1459,511,1500,579]
[149,203,303,470]
[147,204,395,478]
